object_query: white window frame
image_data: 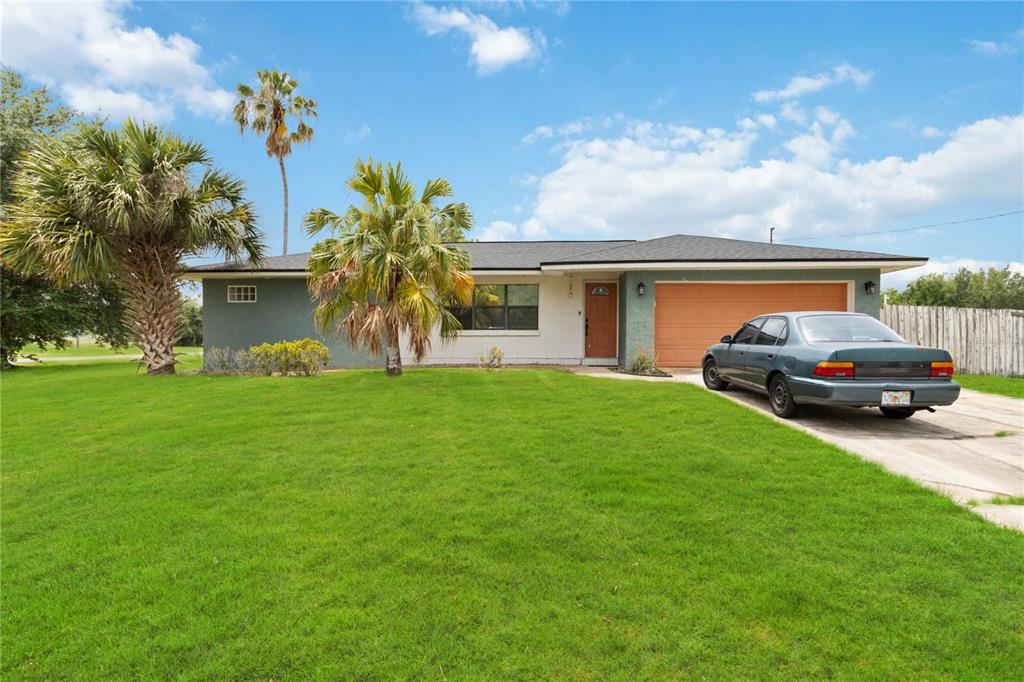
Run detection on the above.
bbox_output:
[227,285,257,303]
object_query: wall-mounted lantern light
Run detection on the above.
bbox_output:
[864,281,878,295]
[637,281,647,296]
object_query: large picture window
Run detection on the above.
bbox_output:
[449,284,539,330]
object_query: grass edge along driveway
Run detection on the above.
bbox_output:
[3,361,1023,679]
[956,373,1024,399]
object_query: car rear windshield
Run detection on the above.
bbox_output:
[797,315,905,342]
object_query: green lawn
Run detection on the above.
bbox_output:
[19,340,201,360]
[957,373,1024,399]
[3,361,1022,679]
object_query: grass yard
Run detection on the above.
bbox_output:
[956,373,1024,399]
[20,340,201,360]
[3,360,1023,679]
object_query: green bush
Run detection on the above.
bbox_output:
[241,339,329,376]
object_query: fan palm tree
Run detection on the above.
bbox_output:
[305,159,475,375]
[0,119,265,374]
[233,69,316,255]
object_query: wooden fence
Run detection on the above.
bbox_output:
[880,304,1024,376]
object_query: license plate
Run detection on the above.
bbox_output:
[881,390,911,406]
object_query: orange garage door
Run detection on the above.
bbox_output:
[655,282,849,367]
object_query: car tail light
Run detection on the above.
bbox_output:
[931,361,955,378]
[813,361,855,378]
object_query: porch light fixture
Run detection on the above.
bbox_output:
[637,281,647,296]
[864,281,878,295]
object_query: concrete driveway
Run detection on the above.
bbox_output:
[572,367,1024,531]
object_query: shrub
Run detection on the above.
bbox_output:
[628,348,661,375]
[478,345,504,370]
[240,339,330,376]
[204,347,236,374]
[205,339,329,376]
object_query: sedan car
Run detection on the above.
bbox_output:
[701,312,960,419]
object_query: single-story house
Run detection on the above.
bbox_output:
[185,234,926,368]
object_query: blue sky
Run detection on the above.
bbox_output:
[3,1,1023,287]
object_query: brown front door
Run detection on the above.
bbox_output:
[585,282,618,358]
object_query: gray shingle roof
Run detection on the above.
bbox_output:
[543,234,922,264]
[187,234,923,273]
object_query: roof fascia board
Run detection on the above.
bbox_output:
[541,259,927,273]
[183,267,545,281]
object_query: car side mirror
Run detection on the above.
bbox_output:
[720,335,732,344]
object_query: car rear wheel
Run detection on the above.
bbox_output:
[702,358,729,391]
[880,407,915,419]
[769,375,800,418]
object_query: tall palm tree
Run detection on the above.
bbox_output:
[233,69,316,255]
[305,159,475,375]
[1,119,265,374]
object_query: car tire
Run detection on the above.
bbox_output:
[702,358,729,391]
[769,375,800,418]
[880,407,915,419]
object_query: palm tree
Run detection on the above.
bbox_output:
[1,119,265,374]
[305,159,475,375]
[233,70,316,255]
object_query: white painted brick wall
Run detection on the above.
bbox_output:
[402,273,619,365]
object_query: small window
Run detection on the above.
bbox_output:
[755,318,787,346]
[733,317,765,345]
[590,286,610,296]
[227,285,257,303]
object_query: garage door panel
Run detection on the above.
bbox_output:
[654,282,848,367]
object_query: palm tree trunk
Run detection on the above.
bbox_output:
[385,324,402,376]
[278,155,289,256]
[126,251,182,375]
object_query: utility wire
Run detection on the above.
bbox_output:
[780,209,1024,242]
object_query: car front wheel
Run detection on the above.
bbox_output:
[702,358,729,391]
[880,407,915,419]
[769,375,800,418]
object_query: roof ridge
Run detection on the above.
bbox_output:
[457,239,636,245]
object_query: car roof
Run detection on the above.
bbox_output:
[755,311,870,319]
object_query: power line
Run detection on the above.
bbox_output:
[780,209,1024,242]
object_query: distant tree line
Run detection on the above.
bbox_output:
[884,267,1024,310]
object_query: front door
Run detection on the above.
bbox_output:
[585,282,618,358]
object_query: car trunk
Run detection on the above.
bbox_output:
[812,342,952,379]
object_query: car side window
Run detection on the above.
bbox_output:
[776,321,789,346]
[733,317,766,344]
[756,317,787,346]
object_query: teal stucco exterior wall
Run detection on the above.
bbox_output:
[619,268,882,366]
[202,278,377,367]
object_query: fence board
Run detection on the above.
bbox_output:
[881,304,1024,377]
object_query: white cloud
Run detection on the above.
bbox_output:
[520,217,549,239]
[477,220,520,240]
[517,114,1024,243]
[968,38,1020,57]
[1,0,232,122]
[779,101,807,125]
[882,259,1024,290]
[891,118,945,139]
[753,62,873,103]
[474,217,549,241]
[63,83,174,122]
[521,114,622,145]
[345,124,371,143]
[411,3,543,75]
[649,88,675,112]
